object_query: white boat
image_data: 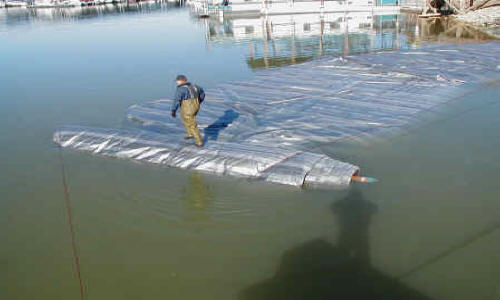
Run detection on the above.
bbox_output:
[5,0,27,7]
[94,0,115,5]
[29,0,81,7]
[80,0,95,6]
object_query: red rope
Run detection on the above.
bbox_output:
[59,148,85,300]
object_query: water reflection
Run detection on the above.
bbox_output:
[180,172,214,222]
[239,188,433,300]
[2,4,495,64]
[204,13,496,69]
[409,16,497,45]
[0,1,182,29]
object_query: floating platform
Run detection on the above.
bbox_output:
[55,42,500,188]
[54,126,360,187]
[128,42,500,148]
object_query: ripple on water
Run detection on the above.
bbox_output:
[92,167,306,234]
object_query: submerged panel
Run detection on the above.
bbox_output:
[55,42,500,187]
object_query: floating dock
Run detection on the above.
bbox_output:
[54,126,360,187]
[55,42,500,188]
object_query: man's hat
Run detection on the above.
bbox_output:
[175,74,187,81]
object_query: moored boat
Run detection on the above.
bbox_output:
[29,0,81,7]
[5,0,27,7]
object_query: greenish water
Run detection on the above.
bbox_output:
[1,4,499,300]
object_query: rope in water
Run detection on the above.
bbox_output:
[58,148,85,300]
[398,221,500,279]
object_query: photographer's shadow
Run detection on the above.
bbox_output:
[238,188,432,300]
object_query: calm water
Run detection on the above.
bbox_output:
[2,4,500,300]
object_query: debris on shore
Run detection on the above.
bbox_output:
[455,6,500,27]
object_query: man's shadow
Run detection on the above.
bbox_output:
[203,109,239,142]
[238,188,433,300]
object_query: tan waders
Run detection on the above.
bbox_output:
[180,97,203,146]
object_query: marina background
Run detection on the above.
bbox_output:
[2,3,499,300]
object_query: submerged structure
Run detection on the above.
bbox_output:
[54,42,500,188]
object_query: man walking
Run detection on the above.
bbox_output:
[171,75,205,147]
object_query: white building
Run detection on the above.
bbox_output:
[190,0,400,17]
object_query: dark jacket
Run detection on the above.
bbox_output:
[171,82,205,112]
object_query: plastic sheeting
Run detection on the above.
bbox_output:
[54,42,500,187]
[54,126,359,187]
[128,42,500,148]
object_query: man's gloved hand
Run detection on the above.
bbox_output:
[171,110,176,118]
